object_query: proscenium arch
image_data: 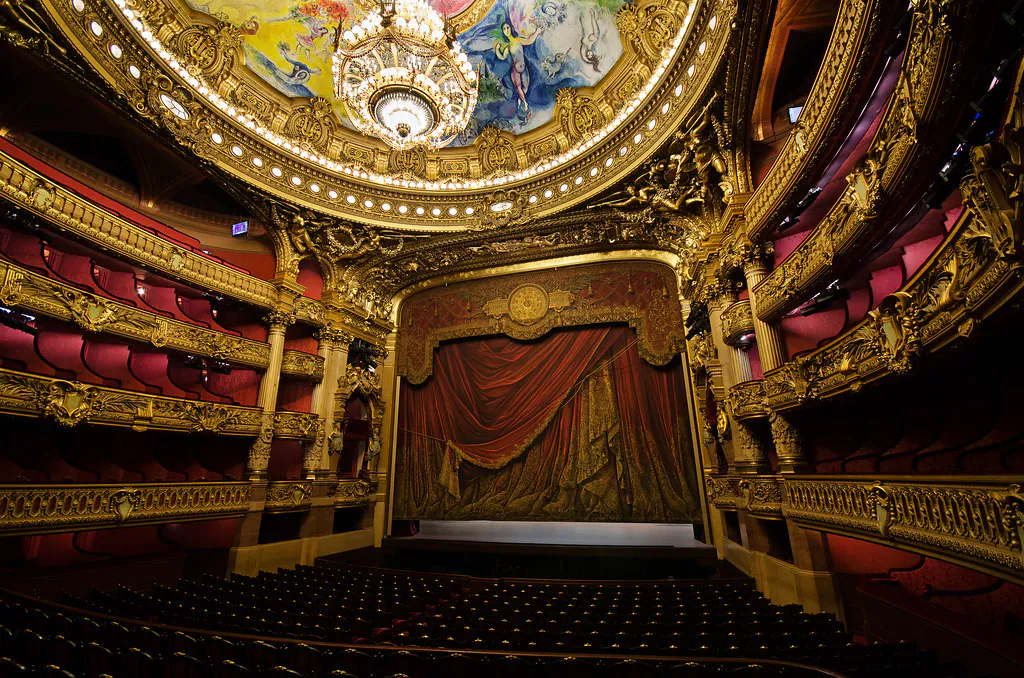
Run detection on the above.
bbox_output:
[378,249,708,535]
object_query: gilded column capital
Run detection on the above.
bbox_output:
[768,409,808,473]
[370,343,389,362]
[739,240,775,275]
[314,326,354,347]
[703,276,743,306]
[263,310,297,329]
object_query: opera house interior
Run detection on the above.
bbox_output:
[1,0,1024,675]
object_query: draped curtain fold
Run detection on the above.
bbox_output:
[394,325,701,523]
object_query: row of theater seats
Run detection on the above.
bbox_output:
[52,563,966,677]
[1,597,836,678]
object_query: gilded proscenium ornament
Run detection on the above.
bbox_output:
[0,149,328,326]
[399,262,686,384]
[590,92,735,225]
[752,0,979,322]
[706,474,782,516]
[0,367,269,434]
[30,0,730,226]
[333,364,385,473]
[0,260,273,369]
[744,0,896,239]
[483,283,575,327]
[0,482,251,536]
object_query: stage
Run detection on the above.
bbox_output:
[329,520,728,580]
[393,520,705,548]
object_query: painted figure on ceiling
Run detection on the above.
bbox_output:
[493,17,540,117]
[457,0,625,144]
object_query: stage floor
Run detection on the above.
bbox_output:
[393,520,705,548]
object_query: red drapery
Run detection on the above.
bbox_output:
[394,325,701,522]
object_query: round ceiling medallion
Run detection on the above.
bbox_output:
[508,284,549,325]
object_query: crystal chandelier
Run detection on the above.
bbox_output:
[332,0,478,150]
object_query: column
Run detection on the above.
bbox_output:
[372,336,398,546]
[247,310,295,480]
[707,278,769,475]
[770,410,808,474]
[303,327,352,479]
[741,241,807,472]
[742,243,787,372]
[732,347,753,383]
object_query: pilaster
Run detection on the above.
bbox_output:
[303,327,353,479]
[740,241,787,372]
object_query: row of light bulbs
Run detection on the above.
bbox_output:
[97,0,717,197]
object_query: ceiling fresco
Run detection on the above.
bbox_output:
[185,0,626,146]
[36,0,726,227]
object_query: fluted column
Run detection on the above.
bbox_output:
[742,243,787,372]
[732,347,753,383]
[371,339,396,546]
[247,310,295,479]
[707,279,769,475]
[303,327,352,479]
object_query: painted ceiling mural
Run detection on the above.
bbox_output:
[184,0,626,146]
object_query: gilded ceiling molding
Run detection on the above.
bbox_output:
[397,261,686,384]
[351,206,707,316]
[0,481,251,536]
[0,366,315,438]
[752,0,982,322]
[728,126,1024,419]
[28,0,739,228]
[720,299,754,347]
[0,148,328,325]
[744,0,896,239]
[706,473,1024,585]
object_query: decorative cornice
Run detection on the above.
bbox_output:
[0,367,313,440]
[272,411,321,441]
[745,0,895,239]
[707,473,1024,584]
[720,299,754,347]
[0,259,271,367]
[280,350,324,382]
[753,0,979,321]
[263,481,312,513]
[0,148,327,325]
[729,165,1024,418]
[331,477,379,507]
[0,481,250,535]
[785,476,1024,585]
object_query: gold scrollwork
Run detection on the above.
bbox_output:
[0,482,251,535]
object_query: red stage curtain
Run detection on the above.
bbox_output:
[394,325,701,523]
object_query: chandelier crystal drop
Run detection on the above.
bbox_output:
[332,0,479,150]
